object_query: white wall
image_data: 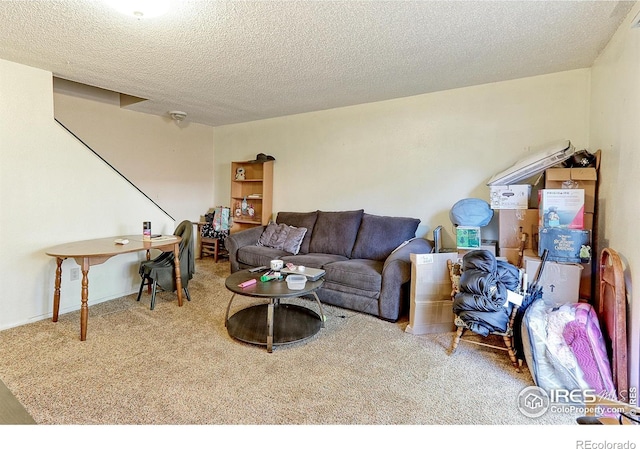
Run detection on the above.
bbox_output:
[213,69,590,248]
[589,2,640,396]
[0,59,175,330]
[53,83,214,223]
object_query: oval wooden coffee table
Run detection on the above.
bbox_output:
[225,270,325,353]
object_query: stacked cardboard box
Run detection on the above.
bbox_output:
[497,208,539,266]
[486,143,600,300]
[406,253,458,335]
[491,166,597,300]
[489,183,534,266]
[523,250,583,305]
[540,167,597,299]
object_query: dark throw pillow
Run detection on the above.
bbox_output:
[276,210,318,254]
[257,222,307,255]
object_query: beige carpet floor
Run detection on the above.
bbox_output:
[0,258,581,426]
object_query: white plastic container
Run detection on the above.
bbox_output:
[286,275,307,290]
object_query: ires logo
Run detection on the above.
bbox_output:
[517,386,602,418]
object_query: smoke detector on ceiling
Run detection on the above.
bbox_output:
[169,111,187,123]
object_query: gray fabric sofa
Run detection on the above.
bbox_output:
[225,209,432,321]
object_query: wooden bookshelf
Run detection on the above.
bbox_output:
[230,160,273,233]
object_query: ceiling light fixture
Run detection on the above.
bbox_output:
[104,0,171,19]
[169,111,187,123]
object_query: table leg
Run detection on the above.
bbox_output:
[146,249,151,294]
[312,292,326,327]
[173,242,183,307]
[225,293,237,327]
[267,299,274,353]
[80,257,89,341]
[52,257,63,322]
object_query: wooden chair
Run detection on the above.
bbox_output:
[448,259,521,372]
[137,220,195,310]
[197,222,229,263]
[201,235,228,263]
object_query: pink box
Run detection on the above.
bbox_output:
[538,189,584,229]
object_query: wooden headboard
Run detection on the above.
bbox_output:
[598,248,629,402]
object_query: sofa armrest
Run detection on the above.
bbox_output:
[378,238,433,320]
[225,226,266,272]
[385,238,433,267]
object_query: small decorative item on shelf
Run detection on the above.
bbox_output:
[248,204,255,218]
[235,167,245,180]
[241,196,248,214]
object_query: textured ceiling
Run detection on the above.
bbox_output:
[0,1,635,126]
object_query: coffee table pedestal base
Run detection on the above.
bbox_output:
[227,302,322,352]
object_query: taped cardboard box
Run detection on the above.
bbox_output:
[545,167,597,213]
[525,257,583,305]
[489,184,531,209]
[406,301,457,335]
[499,247,520,266]
[498,208,539,249]
[406,253,458,335]
[499,247,534,268]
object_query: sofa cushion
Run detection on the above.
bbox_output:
[323,259,383,293]
[237,245,289,268]
[351,213,420,261]
[257,222,307,255]
[309,209,364,257]
[276,211,318,254]
[281,253,348,269]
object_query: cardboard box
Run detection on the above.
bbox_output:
[457,242,497,259]
[538,189,585,229]
[406,253,458,334]
[544,166,598,299]
[489,184,531,209]
[498,209,539,249]
[525,249,593,300]
[545,167,597,213]
[525,258,583,305]
[456,226,481,249]
[538,227,591,263]
[579,260,594,300]
[405,300,456,335]
[499,247,520,266]
[409,253,457,301]
[584,212,593,231]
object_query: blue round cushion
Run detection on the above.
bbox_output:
[449,198,494,227]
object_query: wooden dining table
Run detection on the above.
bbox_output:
[45,235,183,341]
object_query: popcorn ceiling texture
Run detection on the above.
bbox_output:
[0,1,633,126]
